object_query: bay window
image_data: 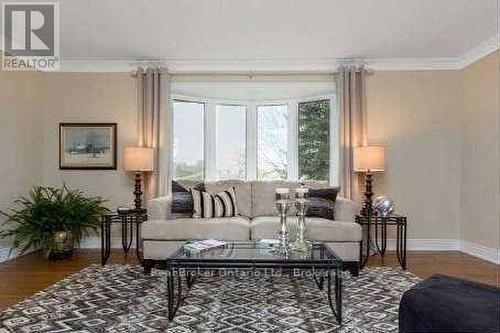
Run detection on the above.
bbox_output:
[298,99,330,181]
[172,100,205,180]
[257,105,288,180]
[172,95,337,184]
[215,104,246,180]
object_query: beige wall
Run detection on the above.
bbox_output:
[41,70,464,242]
[0,57,44,239]
[366,70,462,240]
[366,53,499,248]
[39,70,465,242]
[0,53,498,250]
[460,51,499,249]
[40,73,137,209]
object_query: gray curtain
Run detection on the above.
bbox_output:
[336,66,368,201]
[135,66,172,199]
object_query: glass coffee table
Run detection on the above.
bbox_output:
[165,240,343,323]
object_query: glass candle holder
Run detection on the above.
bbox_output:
[295,186,308,199]
[275,188,290,200]
[290,198,312,252]
[275,199,292,250]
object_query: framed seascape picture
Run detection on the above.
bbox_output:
[59,123,117,170]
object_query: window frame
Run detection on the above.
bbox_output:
[172,98,207,181]
[256,102,291,181]
[296,95,339,185]
[171,94,339,185]
[214,103,248,180]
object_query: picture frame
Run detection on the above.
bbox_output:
[59,123,117,170]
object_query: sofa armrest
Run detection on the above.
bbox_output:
[335,197,357,222]
[147,196,171,220]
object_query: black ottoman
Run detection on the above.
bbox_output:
[399,274,499,333]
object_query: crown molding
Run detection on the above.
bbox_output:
[58,58,341,73]
[59,57,462,73]
[58,60,134,73]
[456,34,499,69]
[50,34,500,73]
[167,59,340,73]
[367,57,461,71]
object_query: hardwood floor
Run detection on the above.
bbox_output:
[0,250,498,311]
[365,251,498,286]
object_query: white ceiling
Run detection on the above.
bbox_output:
[2,0,498,70]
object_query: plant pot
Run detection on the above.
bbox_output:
[50,230,74,259]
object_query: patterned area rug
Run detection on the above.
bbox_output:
[0,264,420,332]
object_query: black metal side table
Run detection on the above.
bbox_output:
[101,208,147,265]
[356,213,407,270]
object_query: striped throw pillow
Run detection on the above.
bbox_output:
[190,187,239,218]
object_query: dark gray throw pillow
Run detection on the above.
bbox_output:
[171,180,204,215]
[306,187,340,220]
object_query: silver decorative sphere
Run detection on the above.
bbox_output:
[374,196,394,217]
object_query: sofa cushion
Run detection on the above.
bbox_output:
[171,180,204,216]
[250,216,362,242]
[205,180,252,217]
[142,217,250,241]
[334,197,357,222]
[191,187,238,218]
[307,187,340,220]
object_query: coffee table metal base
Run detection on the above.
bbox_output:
[165,266,342,324]
[166,269,196,321]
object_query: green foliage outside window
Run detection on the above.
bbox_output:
[174,161,204,181]
[298,100,330,181]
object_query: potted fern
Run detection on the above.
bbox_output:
[0,185,109,258]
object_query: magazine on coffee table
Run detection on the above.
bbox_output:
[183,239,227,252]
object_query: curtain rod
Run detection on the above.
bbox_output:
[130,69,374,78]
[129,59,372,77]
[171,68,373,76]
[131,68,373,78]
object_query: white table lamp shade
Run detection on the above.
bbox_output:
[353,146,385,172]
[124,147,154,172]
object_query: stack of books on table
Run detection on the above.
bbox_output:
[183,239,227,252]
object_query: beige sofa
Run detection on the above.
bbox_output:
[142,180,362,275]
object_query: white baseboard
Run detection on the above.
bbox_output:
[84,237,460,252]
[83,237,461,252]
[0,237,131,262]
[385,239,460,251]
[0,237,130,262]
[2,237,498,265]
[67,237,500,265]
[460,240,500,265]
[382,239,498,265]
[79,236,135,249]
